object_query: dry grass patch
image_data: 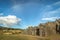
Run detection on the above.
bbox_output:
[0,34,60,40]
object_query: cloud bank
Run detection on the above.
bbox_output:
[42,17,60,21]
[0,15,21,27]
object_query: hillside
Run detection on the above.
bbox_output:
[0,26,24,34]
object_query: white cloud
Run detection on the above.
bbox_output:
[42,17,60,21]
[0,15,21,27]
[11,4,23,14]
[12,5,21,11]
[0,13,3,16]
[41,1,60,18]
[46,1,60,8]
[43,8,60,17]
[53,1,60,5]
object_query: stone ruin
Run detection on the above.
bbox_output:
[24,19,60,37]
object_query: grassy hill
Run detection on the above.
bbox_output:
[0,26,24,34]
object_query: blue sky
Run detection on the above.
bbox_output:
[0,0,60,29]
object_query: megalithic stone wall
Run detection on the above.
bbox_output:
[39,24,48,37]
[55,19,60,34]
[24,19,60,37]
[45,22,57,35]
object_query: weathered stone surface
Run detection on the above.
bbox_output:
[25,19,60,37]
